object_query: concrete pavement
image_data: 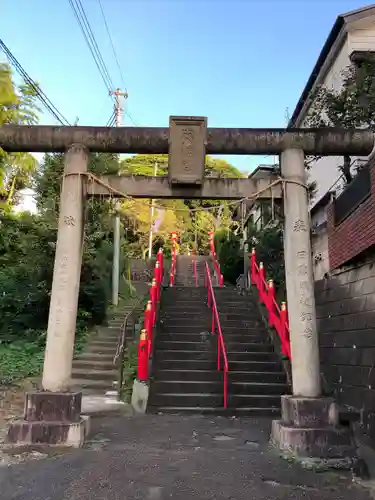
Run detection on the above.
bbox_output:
[0,414,372,500]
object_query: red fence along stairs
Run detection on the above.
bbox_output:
[148,254,288,415]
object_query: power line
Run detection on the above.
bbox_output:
[97,0,127,92]
[68,0,114,94]
[106,109,116,127]
[0,39,70,125]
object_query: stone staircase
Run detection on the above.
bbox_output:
[71,302,138,395]
[149,268,288,415]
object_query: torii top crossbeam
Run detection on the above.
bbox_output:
[0,123,373,156]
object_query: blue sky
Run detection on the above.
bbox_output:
[2,0,371,173]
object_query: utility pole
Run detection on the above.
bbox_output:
[110,88,128,306]
[148,162,158,259]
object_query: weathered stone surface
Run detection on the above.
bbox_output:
[281,395,338,428]
[131,379,149,414]
[168,116,207,185]
[87,175,282,200]
[0,124,373,155]
[6,418,88,448]
[271,419,356,460]
[24,391,82,422]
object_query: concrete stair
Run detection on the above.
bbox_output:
[70,302,139,395]
[148,285,289,416]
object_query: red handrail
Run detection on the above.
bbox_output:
[137,252,164,381]
[250,249,291,359]
[208,231,224,287]
[204,261,229,408]
[170,232,177,286]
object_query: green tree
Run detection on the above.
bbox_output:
[0,63,40,206]
[306,58,375,184]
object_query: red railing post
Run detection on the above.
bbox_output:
[137,329,149,381]
[150,278,157,326]
[258,262,265,303]
[267,279,276,328]
[154,261,161,302]
[250,248,257,286]
[144,300,153,355]
[280,302,291,358]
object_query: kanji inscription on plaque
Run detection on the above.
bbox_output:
[168,116,207,185]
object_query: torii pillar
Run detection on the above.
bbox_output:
[7,144,89,447]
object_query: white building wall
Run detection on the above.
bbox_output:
[302,39,351,207]
[311,205,329,281]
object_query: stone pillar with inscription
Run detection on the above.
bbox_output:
[270,148,356,468]
[7,144,89,448]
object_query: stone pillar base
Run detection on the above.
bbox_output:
[6,391,90,448]
[131,379,149,414]
[270,395,357,469]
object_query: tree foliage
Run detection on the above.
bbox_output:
[0,63,40,206]
[305,58,375,184]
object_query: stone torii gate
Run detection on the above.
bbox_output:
[1,117,373,463]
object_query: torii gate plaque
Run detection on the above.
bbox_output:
[168,116,207,185]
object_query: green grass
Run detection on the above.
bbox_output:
[0,341,44,386]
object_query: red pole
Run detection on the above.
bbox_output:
[150,278,157,326]
[280,301,291,359]
[157,248,164,285]
[154,261,161,301]
[144,300,153,355]
[259,262,265,303]
[220,274,224,287]
[250,248,257,285]
[137,329,149,381]
[267,279,276,327]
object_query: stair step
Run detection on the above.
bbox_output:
[72,359,115,370]
[229,371,287,383]
[89,340,118,348]
[86,346,118,354]
[156,333,266,343]
[151,380,287,395]
[71,368,117,380]
[148,393,281,408]
[156,350,277,362]
[69,378,115,389]
[226,343,273,353]
[229,360,281,371]
[155,350,216,361]
[155,360,218,371]
[157,341,213,351]
[77,352,114,361]
[147,406,281,417]
[153,369,222,382]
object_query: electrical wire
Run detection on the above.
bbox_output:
[68,0,114,94]
[0,39,70,125]
[106,109,116,127]
[97,0,127,92]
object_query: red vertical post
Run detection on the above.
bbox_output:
[259,262,265,303]
[250,248,257,286]
[267,279,276,327]
[154,261,161,301]
[220,274,224,287]
[157,248,164,286]
[280,301,290,358]
[144,300,153,355]
[150,278,157,326]
[137,329,149,381]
